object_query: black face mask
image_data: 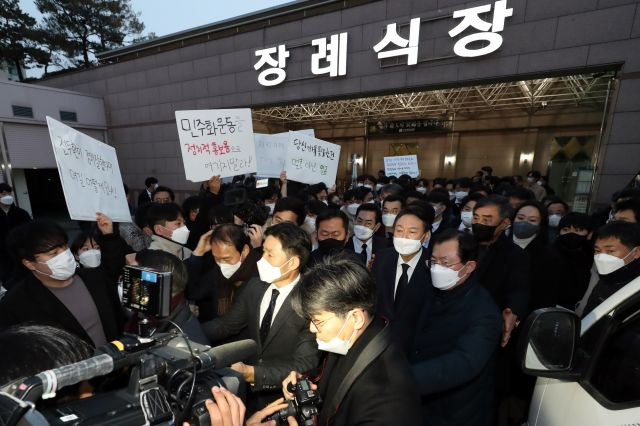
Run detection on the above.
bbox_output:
[558,233,587,250]
[318,238,346,253]
[472,223,498,242]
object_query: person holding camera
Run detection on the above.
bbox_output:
[281,255,422,426]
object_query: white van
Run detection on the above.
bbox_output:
[519,276,640,426]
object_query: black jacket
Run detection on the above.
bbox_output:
[475,233,531,318]
[201,277,319,392]
[137,190,152,207]
[344,234,390,260]
[0,233,127,346]
[410,276,502,426]
[582,258,640,317]
[317,317,422,426]
[0,204,31,284]
[372,247,430,353]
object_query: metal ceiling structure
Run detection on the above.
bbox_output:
[253,72,615,124]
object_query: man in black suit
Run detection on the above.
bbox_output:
[0,214,127,347]
[372,204,434,353]
[137,176,158,207]
[345,203,389,267]
[307,209,351,267]
[201,222,319,408]
[279,256,422,426]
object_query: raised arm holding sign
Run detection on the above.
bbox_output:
[46,117,131,222]
[175,109,257,181]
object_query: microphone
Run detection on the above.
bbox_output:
[36,354,114,399]
[168,339,258,370]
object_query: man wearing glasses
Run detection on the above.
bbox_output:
[279,256,422,426]
[411,229,501,426]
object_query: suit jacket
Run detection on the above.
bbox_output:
[475,233,531,318]
[372,247,431,353]
[137,189,152,207]
[345,234,390,262]
[0,233,127,346]
[317,317,422,426]
[201,277,320,392]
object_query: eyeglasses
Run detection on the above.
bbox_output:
[427,259,463,269]
[310,315,336,331]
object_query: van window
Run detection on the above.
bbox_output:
[589,313,640,404]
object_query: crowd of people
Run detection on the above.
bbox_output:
[0,166,639,426]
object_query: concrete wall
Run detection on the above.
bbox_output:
[38,0,640,206]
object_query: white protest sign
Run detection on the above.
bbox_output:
[384,155,419,178]
[254,133,288,178]
[284,131,341,186]
[254,129,316,178]
[175,109,256,181]
[46,117,131,222]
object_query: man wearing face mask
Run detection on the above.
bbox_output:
[411,229,501,426]
[0,214,127,347]
[534,213,594,311]
[381,194,405,239]
[372,205,433,353]
[0,183,32,286]
[280,256,422,426]
[427,189,455,239]
[578,221,640,317]
[137,176,158,207]
[345,203,389,267]
[201,223,319,410]
[147,203,193,260]
[187,224,262,322]
[472,195,530,348]
[308,209,353,267]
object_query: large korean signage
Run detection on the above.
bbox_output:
[254,0,513,87]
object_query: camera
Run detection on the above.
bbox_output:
[268,378,321,426]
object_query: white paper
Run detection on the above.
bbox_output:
[175,109,256,181]
[46,117,131,222]
[284,131,341,186]
[255,129,315,178]
[384,155,419,178]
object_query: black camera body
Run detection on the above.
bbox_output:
[268,378,321,426]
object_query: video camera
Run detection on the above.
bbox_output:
[268,378,321,426]
[0,266,258,426]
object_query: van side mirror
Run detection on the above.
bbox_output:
[518,308,581,379]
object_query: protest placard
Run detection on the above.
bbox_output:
[254,129,316,178]
[384,155,419,178]
[284,131,341,186]
[175,109,256,181]
[46,117,131,222]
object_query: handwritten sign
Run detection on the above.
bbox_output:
[175,109,256,181]
[46,117,131,222]
[384,155,419,178]
[284,131,341,186]
[255,129,316,178]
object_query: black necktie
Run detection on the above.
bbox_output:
[260,289,280,345]
[394,264,410,309]
[360,243,368,265]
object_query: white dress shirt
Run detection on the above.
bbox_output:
[353,236,374,264]
[259,273,301,327]
[393,249,423,297]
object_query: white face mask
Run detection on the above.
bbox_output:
[257,257,292,284]
[36,248,77,280]
[527,177,536,183]
[78,249,101,268]
[217,259,242,279]
[460,211,473,227]
[431,263,466,290]
[594,249,635,275]
[393,236,423,256]
[346,203,360,216]
[382,213,397,228]
[170,225,190,245]
[455,191,468,202]
[375,184,383,191]
[265,203,275,215]
[354,225,374,241]
[416,187,427,194]
[322,200,329,206]
[304,216,316,229]
[548,214,562,228]
[448,191,455,201]
[316,313,356,355]
[0,195,14,205]
[363,184,373,190]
